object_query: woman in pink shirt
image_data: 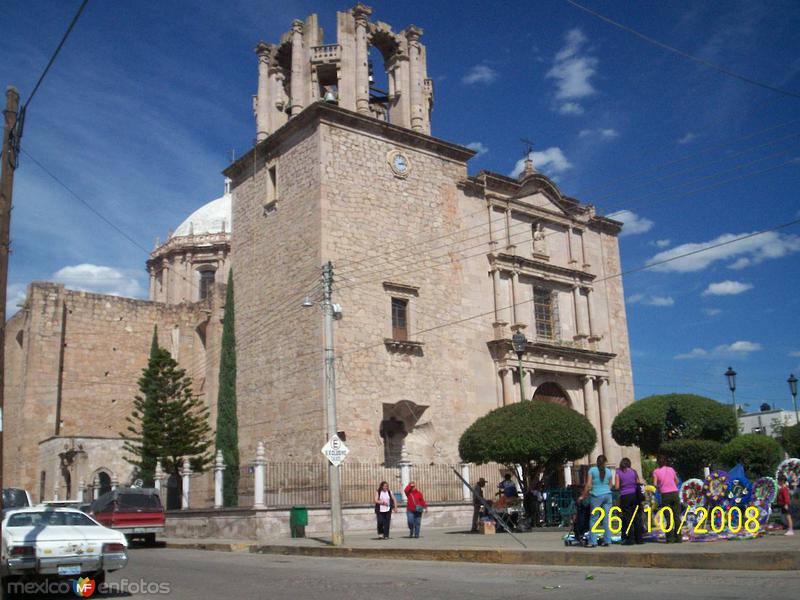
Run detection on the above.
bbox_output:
[652,455,681,543]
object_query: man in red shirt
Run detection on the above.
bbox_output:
[404,482,428,538]
[777,475,794,536]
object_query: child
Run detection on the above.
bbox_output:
[777,475,794,536]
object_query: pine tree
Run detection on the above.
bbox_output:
[122,327,213,485]
[216,270,240,506]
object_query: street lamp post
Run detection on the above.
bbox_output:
[788,374,798,423]
[725,366,737,422]
[511,331,527,402]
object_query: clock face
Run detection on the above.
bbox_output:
[388,151,411,177]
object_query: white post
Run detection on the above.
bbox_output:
[154,460,163,493]
[92,477,100,500]
[213,450,225,509]
[460,463,471,501]
[78,480,86,503]
[563,463,573,486]
[399,446,412,492]
[111,477,118,492]
[53,484,60,502]
[180,458,192,510]
[253,442,266,509]
[703,466,711,478]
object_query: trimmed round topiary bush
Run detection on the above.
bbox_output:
[718,434,784,479]
[611,393,737,455]
[660,439,723,480]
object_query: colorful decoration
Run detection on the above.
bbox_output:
[725,464,751,507]
[751,477,777,507]
[704,470,728,504]
[680,478,705,508]
[775,458,800,488]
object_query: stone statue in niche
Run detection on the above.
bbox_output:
[533,223,548,256]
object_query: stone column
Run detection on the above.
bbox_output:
[586,288,596,339]
[582,376,601,461]
[573,286,589,342]
[568,228,578,265]
[110,477,118,492]
[253,442,266,509]
[510,271,519,326]
[500,368,513,406]
[213,450,225,509]
[525,368,536,400]
[154,460,163,493]
[255,42,271,141]
[54,484,60,502]
[78,480,86,503]
[598,378,615,463]
[399,446,411,492]
[289,20,305,116]
[505,207,516,253]
[460,463,471,501]
[180,458,192,510]
[405,26,424,131]
[92,477,100,500]
[353,4,372,115]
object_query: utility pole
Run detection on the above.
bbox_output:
[322,261,344,545]
[0,86,21,523]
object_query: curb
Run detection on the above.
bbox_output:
[164,540,800,570]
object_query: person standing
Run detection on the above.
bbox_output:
[404,481,428,538]
[777,475,794,536]
[374,481,396,539]
[653,455,681,543]
[580,455,614,547]
[614,457,644,545]
[471,478,487,532]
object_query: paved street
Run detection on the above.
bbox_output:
[93,547,799,599]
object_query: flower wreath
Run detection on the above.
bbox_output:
[751,477,778,507]
[775,458,800,488]
[704,470,728,504]
[726,477,751,507]
[680,478,705,508]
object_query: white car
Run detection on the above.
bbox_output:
[1,507,128,591]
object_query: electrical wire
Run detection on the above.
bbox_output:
[563,0,800,99]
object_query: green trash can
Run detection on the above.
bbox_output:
[290,506,308,538]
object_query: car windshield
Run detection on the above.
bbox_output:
[117,493,162,510]
[7,511,98,527]
[2,489,29,509]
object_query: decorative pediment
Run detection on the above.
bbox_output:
[514,173,572,216]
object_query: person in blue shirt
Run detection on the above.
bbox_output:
[579,455,614,547]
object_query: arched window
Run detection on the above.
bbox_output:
[198,268,216,300]
[97,472,112,496]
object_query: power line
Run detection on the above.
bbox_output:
[563,0,800,99]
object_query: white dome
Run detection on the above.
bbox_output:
[172,193,232,238]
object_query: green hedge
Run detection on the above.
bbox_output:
[660,439,722,480]
[718,434,784,479]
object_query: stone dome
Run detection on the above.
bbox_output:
[171,188,232,239]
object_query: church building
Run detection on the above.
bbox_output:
[3,4,636,505]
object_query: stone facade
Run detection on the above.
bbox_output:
[3,283,223,502]
[226,96,637,472]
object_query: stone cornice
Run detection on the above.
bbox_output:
[223,102,476,181]
[148,233,230,266]
[487,338,616,364]
[492,252,595,284]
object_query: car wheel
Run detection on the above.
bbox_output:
[144,533,156,546]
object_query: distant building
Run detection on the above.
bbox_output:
[739,407,798,437]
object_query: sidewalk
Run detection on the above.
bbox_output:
[162,526,800,570]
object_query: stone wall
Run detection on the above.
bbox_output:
[2,283,221,501]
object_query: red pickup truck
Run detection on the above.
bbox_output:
[90,488,164,545]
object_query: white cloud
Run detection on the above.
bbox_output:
[675,340,763,360]
[702,280,753,296]
[466,142,489,156]
[510,147,572,178]
[646,231,800,273]
[626,293,674,307]
[677,132,698,145]
[579,128,619,140]
[704,308,722,316]
[5,283,28,318]
[558,102,585,115]
[653,239,671,248]
[614,210,654,236]
[52,264,143,297]
[546,28,597,115]
[462,64,498,85]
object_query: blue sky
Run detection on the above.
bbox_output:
[2,1,799,411]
